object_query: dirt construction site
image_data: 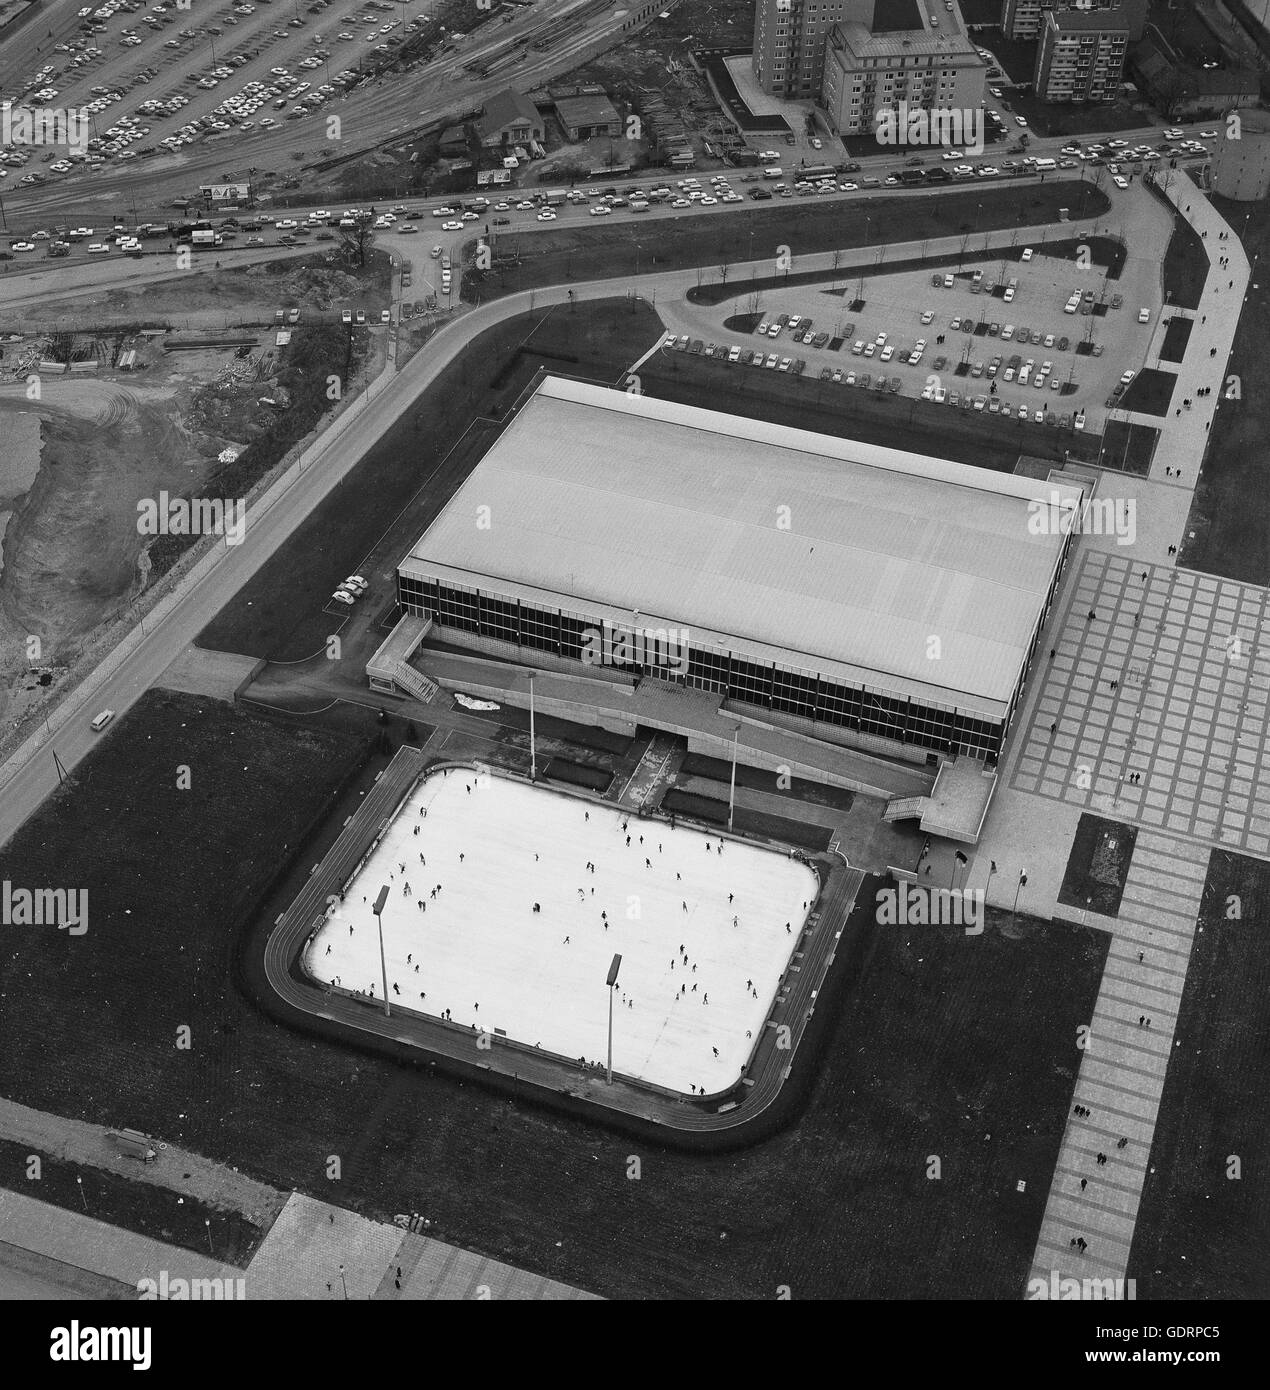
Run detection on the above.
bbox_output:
[0,257,376,742]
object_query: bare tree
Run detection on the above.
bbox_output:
[718,263,730,288]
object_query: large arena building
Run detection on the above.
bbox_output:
[392,376,1085,764]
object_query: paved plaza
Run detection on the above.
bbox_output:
[1014,548,1270,857]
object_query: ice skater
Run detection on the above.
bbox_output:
[563,936,570,944]
[585,811,589,821]
[712,1047,718,1057]
[326,944,331,955]
[728,893,733,904]
[459,853,464,863]
[407,953,412,964]
[732,916,738,927]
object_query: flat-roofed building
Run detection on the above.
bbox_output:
[393,377,1085,765]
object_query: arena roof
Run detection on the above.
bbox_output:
[401,378,1085,722]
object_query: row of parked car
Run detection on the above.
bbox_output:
[331,574,368,607]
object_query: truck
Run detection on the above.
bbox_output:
[1032,157,1057,172]
[48,241,71,257]
[544,188,567,206]
[191,228,222,248]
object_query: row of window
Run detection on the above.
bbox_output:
[399,576,1006,759]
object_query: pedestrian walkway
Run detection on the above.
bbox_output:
[0,1184,598,1300]
[1027,830,1205,1290]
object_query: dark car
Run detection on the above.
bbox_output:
[493,216,509,225]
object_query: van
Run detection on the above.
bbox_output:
[90,710,115,731]
[762,167,782,180]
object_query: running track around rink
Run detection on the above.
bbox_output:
[257,751,865,1140]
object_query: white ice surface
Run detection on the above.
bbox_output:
[306,771,817,1094]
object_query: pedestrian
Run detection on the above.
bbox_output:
[1050,721,1057,735]
[713,1047,718,1057]
[1118,1137,1127,1149]
[1049,648,1056,660]
[349,925,354,936]
[692,963,697,973]
[326,944,331,955]
[1080,1178,1087,1191]
[703,994,708,1004]
[1139,1015,1145,1026]
[626,835,630,847]
[1138,951,1144,963]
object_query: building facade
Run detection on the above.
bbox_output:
[752,0,857,100]
[1034,7,1129,103]
[392,378,1086,768]
[821,21,986,137]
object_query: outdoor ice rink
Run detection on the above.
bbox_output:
[305,769,819,1094]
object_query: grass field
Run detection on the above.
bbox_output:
[1159,203,1209,312]
[0,688,1107,1298]
[1056,813,1138,917]
[1099,420,1159,476]
[0,1137,264,1269]
[1120,366,1178,417]
[1158,315,1192,363]
[685,234,1125,309]
[197,298,662,661]
[1128,849,1270,1298]
[470,183,1111,302]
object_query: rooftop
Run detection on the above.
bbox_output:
[402,378,1084,722]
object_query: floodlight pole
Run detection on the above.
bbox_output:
[606,954,622,1084]
[528,672,536,781]
[727,725,739,831]
[1013,868,1028,917]
[372,884,390,1018]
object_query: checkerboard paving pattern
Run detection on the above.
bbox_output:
[1012,550,1270,858]
[1028,829,1206,1290]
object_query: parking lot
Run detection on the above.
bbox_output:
[0,0,436,185]
[660,243,1161,433]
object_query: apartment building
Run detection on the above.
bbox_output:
[1034,5,1129,104]
[1001,0,1145,43]
[821,19,986,136]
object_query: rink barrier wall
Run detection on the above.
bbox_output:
[245,753,874,1151]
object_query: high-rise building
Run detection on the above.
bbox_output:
[752,0,860,101]
[1001,0,1145,44]
[1034,5,1129,104]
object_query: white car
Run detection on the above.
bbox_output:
[1015,115,1028,126]
[589,205,611,217]
[536,210,556,221]
[9,241,35,252]
[515,200,535,210]
[1138,307,1151,323]
[87,242,110,253]
[441,220,463,230]
[1021,248,1034,261]
[1113,175,1128,190]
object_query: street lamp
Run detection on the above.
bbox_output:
[338,1263,348,1299]
[372,884,390,1018]
[985,859,998,904]
[727,725,740,831]
[606,954,622,1084]
[1013,868,1028,916]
